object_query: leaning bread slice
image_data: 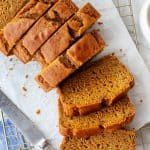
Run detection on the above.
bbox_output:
[35,30,105,92]
[61,129,136,150]
[58,55,134,117]
[35,3,100,66]
[13,0,78,63]
[0,0,57,56]
[59,96,135,137]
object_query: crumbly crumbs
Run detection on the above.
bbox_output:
[140,99,143,103]
[22,86,27,92]
[98,22,103,25]
[25,75,29,79]
[9,67,13,71]
[35,109,41,115]
[9,58,13,61]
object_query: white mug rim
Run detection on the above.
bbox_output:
[139,0,150,44]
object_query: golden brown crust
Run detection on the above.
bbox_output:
[34,51,48,67]
[35,75,52,92]
[66,30,105,67]
[36,56,76,90]
[13,0,78,63]
[59,112,135,138]
[40,23,74,64]
[36,31,105,91]
[36,3,100,65]
[0,0,54,56]
[57,54,134,117]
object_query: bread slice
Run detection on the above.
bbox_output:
[35,55,76,92]
[13,0,78,63]
[59,96,135,137]
[35,30,105,92]
[35,3,100,66]
[0,0,57,56]
[0,0,28,29]
[58,55,134,117]
[61,129,136,150]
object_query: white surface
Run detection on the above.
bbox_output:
[0,0,150,149]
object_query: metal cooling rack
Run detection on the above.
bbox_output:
[114,0,149,150]
[0,0,148,149]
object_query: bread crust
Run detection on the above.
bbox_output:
[59,113,135,137]
[0,0,55,56]
[57,55,134,117]
[36,3,101,65]
[36,56,76,91]
[13,0,78,63]
[66,31,105,67]
[36,31,105,92]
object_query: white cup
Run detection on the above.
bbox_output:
[139,0,150,45]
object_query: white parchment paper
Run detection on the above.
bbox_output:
[0,0,150,149]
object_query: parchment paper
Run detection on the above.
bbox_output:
[0,0,150,149]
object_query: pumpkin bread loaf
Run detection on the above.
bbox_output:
[13,0,78,63]
[0,0,57,56]
[58,55,134,117]
[35,30,105,92]
[0,0,28,29]
[61,129,136,150]
[35,3,100,66]
[59,96,135,137]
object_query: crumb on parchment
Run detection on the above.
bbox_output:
[9,67,13,71]
[98,21,103,25]
[9,58,13,61]
[22,86,27,92]
[25,74,29,79]
[36,109,41,115]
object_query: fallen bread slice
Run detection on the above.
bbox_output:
[58,55,134,117]
[13,0,78,63]
[61,129,136,150]
[0,0,28,29]
[59,96,135,137]
[0,0,57,56]
[35,30,105,92]
[35,3,100,66]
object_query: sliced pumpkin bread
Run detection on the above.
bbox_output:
[35,3,100,66]
[0,0,57,56]
[58,55,134,117]
[61,129,136,150]
[13,0,78,63]
[35,30,105,92]
[59,96,135,137]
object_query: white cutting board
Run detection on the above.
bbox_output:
[0,0,150,149]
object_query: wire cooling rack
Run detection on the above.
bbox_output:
[114,0,149,150]
[0,0,148,150]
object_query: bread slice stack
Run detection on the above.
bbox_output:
[0,0,106,92]
[58,55,136,149]
[0,1,136,149]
